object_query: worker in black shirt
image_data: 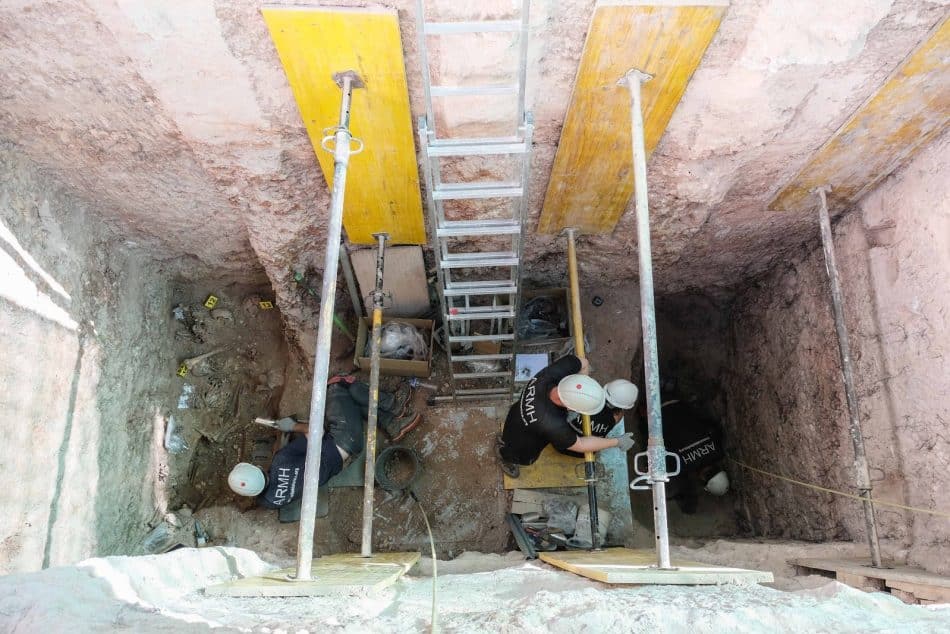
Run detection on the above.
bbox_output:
[495,354,636,478]
[227,377,420,508]
[637,399,729,513]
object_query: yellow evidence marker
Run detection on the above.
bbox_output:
[177,363,189,377]
[259,300,274,310]
[204,294,219,309]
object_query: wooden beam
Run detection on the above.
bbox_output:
[540,547,774,585]
[205,551,420,597]
[503,444,585,490]
[790,557,950,589]
[537,4,725,235]
[770,16,950,214]
[262,7,426,245]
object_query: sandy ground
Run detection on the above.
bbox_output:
[0,543,947,633]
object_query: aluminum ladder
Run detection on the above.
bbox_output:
[416,0,534,402]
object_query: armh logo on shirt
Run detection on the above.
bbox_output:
[567,411,615,436]
[273,466,301,504]
[679,436,717,466]
[520,378,538,426]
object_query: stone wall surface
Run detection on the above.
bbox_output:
[725,130,949,572]
[0,145,177,573]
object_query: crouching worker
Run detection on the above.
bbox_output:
[227,377,421,508]
[495,354,636,478]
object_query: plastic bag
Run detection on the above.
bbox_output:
[517,296,567,340]
[164,415,188,454]
[366,321,429,361]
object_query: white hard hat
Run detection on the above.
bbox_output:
[228,463,266,497]
[604,379,639,409]
[557,374,606,415]
[705,470,730,496]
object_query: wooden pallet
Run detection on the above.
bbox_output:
[791,557,950,605]
[205,552,420,597]
[540,547,773,585]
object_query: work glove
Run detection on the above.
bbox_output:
[615,432,635,452]
[276,417,297,433]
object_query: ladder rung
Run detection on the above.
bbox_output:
[447,310,515,321]
[453,372,512,380]
[446,279,514,289]
[429,135,521,146]
[449,333,515,343]
[442,258,518,269]
[424,20,521,34]
[441,256,518,269]
[427,141,527,157]
[433,183,523,200]
[451,354,513,362]
[437,220,521,237]
[445,251,517,261]
[431,84,518,97]
[443,283,517,297]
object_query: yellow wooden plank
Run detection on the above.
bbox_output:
[262,7,426,245]
[771,16,950,214]
[503,443,586,490]
[205,551,420,597]
[540,547,774,585]
[537,5,725,235]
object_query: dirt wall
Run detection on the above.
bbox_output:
[724,130,949,572]
[0,144,177,573]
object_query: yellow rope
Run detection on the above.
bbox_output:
[728,457,950,521]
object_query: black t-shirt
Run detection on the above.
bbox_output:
[568,407,621,437]
[558,407,623,458]
[258,435,344,509]
[502,355,582,465]
[638,401,724,473]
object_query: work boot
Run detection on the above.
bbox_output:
[381,411,423,443]
[494,435,520,479]
[391,383,414,418]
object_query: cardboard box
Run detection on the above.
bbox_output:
[354,317,434,378]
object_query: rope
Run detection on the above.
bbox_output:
[729,457,950,520]
[411,491,438,634]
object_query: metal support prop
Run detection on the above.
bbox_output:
[565,227,601,551]
[294,71,364,580]
[622,70,673,569]
[815,186,884,569]
[361,233,388,557]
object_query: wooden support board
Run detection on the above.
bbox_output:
[791,557,950,604]
[537,3,726,235]
[350,245,430,318]
[205,552,420,597]
[540,547,774,585]
[770,16,950,215]
[262,7,426,245]
[503,444,586,490]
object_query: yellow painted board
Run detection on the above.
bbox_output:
[205,551,420,597]
[537,5,725,235]
[503,444,586,490]
[771,16,950,214]
[540,547,774,585]
[262,7,426,245]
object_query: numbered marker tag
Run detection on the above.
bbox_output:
[204,295,219,309]
[259,300,274,310]
[177,363,189,377]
